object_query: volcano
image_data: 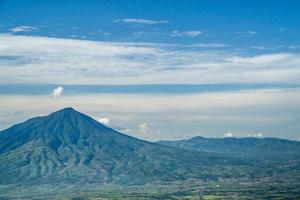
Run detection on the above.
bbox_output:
[0,107,252,185]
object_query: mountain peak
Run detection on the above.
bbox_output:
[48,107,83,120]
[61,107,76,112]
[54,107,77,114]
[0,107,114,153]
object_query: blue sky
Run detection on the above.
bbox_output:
[0,0,300,141]
[1,0,300,49]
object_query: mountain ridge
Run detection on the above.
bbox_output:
[158,135,300,160]
[0,107,257,185]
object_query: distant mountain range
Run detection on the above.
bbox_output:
[158,136,300,160]
[0,108,299,186]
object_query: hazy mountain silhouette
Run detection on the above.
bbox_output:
[158,136,300,160]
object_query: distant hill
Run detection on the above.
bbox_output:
[158,136,300,160]
[0,108,256,185]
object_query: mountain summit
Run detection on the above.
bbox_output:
[0,107,115,154]
[0,107,250,185]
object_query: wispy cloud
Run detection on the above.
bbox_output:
[235,30,258,38]
[132,31,144,36]
[171,30,203,37]
[250,46,267,50]
[10,26,38,33]
[191,43,228,48]
[226,53,292,65]
[288,45,299,50]
[1,34,300,85]
[245,30,257,35]
[114,18,168,25]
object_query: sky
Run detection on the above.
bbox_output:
[0,0,300,141]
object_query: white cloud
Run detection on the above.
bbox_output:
[97,117,110,125]
[247,132,263,138]
[52,87,63,99]
[96,117,130,132]
[226,53,292,65]
[235,30,258,38]
[0,34,300,85]
[224,132,233,137]
[138,123,149,134]
[245,30,257,35]
[191,43,228,48]
[171,30,203,37]
[132,31,144,36]
[114,18,168,25]
[251,46,267,50]
[10,26,38,33]
[225,132,263,138]
[289,45,298,50]
[256,132,263,137]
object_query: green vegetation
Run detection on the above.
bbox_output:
[158,136,300,161]
[0,108,300,199]
[1,173,300,199]
[0,108,266,186]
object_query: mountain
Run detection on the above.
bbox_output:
[0,108,254,185]
[158,136,300,160]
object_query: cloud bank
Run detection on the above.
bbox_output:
[0,89,299,140]
[1,34,300,85]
